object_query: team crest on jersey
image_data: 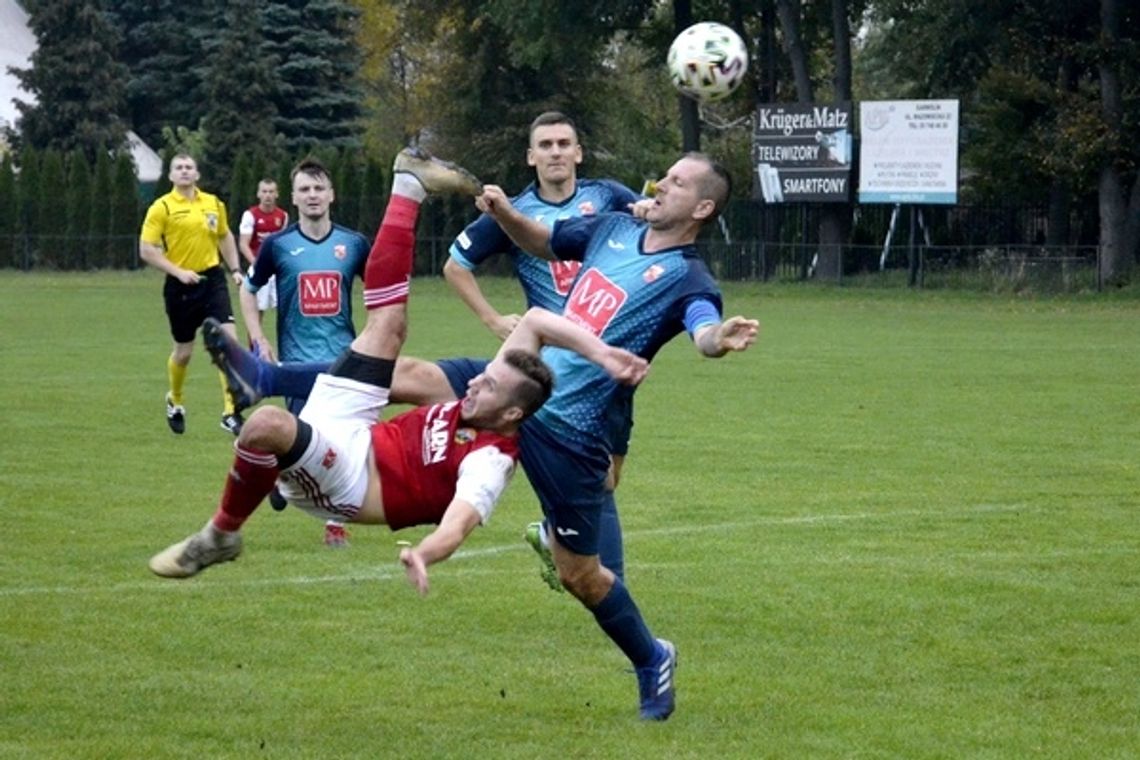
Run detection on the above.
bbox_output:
[321,448,337,468]
[578,201,596,216]
[334,244,346,260]
[205,212,218,232]
[549,260,582,296]
[454,427,476,444]
[643,264,665,283]
[564,268,627,336]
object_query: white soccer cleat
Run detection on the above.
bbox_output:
[149,525,242,579]
[392,147,483,196]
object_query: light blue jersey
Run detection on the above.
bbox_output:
[533,212,723,449]
[247,223,370,364]
[449,179,640,311]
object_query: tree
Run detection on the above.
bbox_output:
[773,0,857,280]
[104,0,212,148]
[11,0,129,160]
[201,0,281,191]
[90,150,114,266]
[228,151,256,216]
[1096,0,1140,284]
[860,0,1139,281]
[263,0,367,151]
[65,151,92,268]
[111,152,140,268]
[0,154,17,267]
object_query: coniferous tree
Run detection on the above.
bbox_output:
[0,155,16,267]
[202,0,281,191]
[275,155,296,208]
[90,150,114,266]
[65,151,92,268]
[37,150,66,265]
[16,148,40,239]
[228,151,255,219]
[358,156,386,237]
[12,0,129,161]
[263,0,366,151]
[333,151,360,229]
[104,1,211,148]
[111,152,140,268]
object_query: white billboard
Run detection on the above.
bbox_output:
[858,99,959,204]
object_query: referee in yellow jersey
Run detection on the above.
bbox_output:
[139,154,246,436]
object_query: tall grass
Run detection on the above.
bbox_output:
[1,272,1137,759]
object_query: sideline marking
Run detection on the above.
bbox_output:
[0,505,1032,598]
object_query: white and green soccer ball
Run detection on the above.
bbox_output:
[667,21,749,103]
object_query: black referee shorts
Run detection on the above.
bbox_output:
[163,266,235,343]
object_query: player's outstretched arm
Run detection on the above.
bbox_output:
[500,308,649,386]
[443,258,521,339]
[398,500,483,596]
[475,185,555,260]
[694,315,760,358]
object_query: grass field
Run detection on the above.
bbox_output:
[1,271,1138,759]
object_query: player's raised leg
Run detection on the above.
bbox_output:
[149,406,295,578]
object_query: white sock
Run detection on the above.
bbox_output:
[391,172,426,203]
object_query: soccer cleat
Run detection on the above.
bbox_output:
[636,639,677,721]
[165,392,186,435]
[324,522,349,548]
[524,522,563,593]
[268,487,288,512]
[149,525,243,579]
[202,317,262,413]
[220,412,243,436]
[392,147,483,196]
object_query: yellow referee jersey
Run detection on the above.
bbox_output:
[140,189,231,272]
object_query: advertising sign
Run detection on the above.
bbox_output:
[858,99,959,204]
[752,102,853,203]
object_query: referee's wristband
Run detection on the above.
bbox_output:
[229,267,241,275]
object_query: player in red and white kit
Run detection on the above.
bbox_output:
[149,148,649,594]
[238,179,289,317]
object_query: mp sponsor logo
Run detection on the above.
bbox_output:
[563,268,626,336]
[298,271,342,316]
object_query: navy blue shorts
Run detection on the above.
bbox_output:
[436,357,489,398]
[605,389,635,456]
[518,418,610,556]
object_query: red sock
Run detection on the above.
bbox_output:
[211,445,279,532]
[363,194,420,310]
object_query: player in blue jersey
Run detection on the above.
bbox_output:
[394,111,642,588]
[475,152,759,721]
[239,156,370,546]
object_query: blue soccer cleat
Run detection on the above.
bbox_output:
[203,317,263,413]
[636,638,677,721]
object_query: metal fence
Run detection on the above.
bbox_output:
[0,196,1107,294]
[694,240,1102,292]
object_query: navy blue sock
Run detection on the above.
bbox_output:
[266,361,328,399]
[222,337,267,395]
[590,579,657,667]
[597,491,625,582]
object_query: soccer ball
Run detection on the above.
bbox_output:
[667,22,749,103]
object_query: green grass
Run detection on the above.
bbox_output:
[1,271,1138,759]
